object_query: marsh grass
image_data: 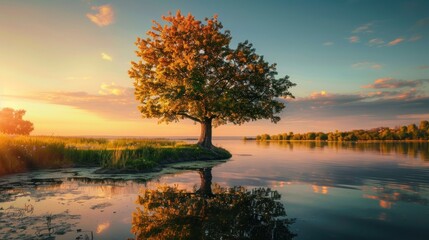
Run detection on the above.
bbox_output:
[0,135,231,175]
[103,144,232,171]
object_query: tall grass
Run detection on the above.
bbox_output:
[0,135,231,176]
[0,135,179,175]
[101,144,232,171]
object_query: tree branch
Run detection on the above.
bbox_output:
[177,112,202,123]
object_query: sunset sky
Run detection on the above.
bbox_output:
[1,0,428,137]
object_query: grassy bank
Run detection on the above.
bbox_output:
[0,135,231,176]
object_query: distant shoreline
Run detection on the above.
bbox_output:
[243,139,429,142]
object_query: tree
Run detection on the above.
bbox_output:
[419,120,428,131]
[306,132,316,140]
[131,168,296,240]
[0,108,34,135]
[407,124,418,139]
[129,11,295,148]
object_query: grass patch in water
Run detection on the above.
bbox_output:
[102,144,232,172]
[0,135,231,175]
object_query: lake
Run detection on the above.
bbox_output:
[1,141,428,239]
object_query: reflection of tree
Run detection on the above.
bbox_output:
[196,167,214,197]
[132,168,296,240]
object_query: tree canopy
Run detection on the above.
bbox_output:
[129,11,295,148]
[0,108,34,135]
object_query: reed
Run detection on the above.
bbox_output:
[0,135,231,175]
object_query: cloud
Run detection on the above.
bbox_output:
[418,65,429,70]
[387,38,404,46]
[323,41,334,46]
[86,4,115,27]
[286,91,428,119]
[366,88,422,100]
[3,84,139,120]
[415,17,429,28]
[368,38,385,47]
[397,114,429,120]
[96,222,110,234]
[362,78,429,89]
[101,52,113,61]
[348,36,359,43]
[282,82,429,131]
[295,91,366,108]
[67,76,91,81]
[370,64,382,70]
[99,83,127,96]
[281,76,429,130]
[352,62,383,70]
[352,23,373,33]
[409,35,422,42]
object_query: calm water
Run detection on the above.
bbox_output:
[0,141,428,239]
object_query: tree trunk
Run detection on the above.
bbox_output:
[198,118,213,149]
[196,168,214,197]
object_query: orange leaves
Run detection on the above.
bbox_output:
[129,11,294,126]
[158,57,168,65]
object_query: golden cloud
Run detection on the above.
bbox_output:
[87,4,115,27]
[96,222,110,234]
[101,52,113,61]
[387,38,404,46]
[99,83,127,96]
[362,78,429,89]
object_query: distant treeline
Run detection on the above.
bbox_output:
[248,120,429,141]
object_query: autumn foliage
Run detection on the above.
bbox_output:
[129,11,295,148]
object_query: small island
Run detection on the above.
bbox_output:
[0,135,231,176]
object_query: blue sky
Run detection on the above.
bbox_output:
[0,0,428,136]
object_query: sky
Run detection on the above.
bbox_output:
[1,0,428,137]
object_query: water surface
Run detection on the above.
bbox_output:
[1,141,428,239]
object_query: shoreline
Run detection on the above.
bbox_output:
[0,135,232,177]
[94,148,232,174]
[244,139,429,142]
